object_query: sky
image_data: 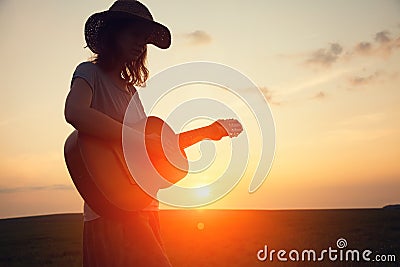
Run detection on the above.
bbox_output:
[0,0,399,218]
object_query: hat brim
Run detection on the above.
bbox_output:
[85,10,171,54]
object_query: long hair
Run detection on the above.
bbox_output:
[90,19,149,87]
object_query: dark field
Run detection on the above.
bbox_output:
[0,209,399,267]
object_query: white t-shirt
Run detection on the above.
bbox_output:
[71,61,158,221]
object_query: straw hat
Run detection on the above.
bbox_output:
[85,0,171,54]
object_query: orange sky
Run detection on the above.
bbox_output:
[0,0,399,218]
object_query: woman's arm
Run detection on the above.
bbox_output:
[178,119,242,150]
[178,124,220,150]
[64,77,130,144]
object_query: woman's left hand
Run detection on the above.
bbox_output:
[209,119,243,141]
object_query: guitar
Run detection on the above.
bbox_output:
[64,116,242,219]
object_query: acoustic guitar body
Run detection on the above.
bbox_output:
[64,116,188,219]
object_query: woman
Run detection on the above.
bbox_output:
[65,1,242,266]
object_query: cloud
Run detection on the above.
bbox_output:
[352,30,400,58]
[305,43,343,68]
[347,71,382,87]
[182,30,212,45]
[353,41,373,55]
[347,71,399,87]
[0,184,74,194]
[259,86,273,101]
[239,86,281,105]
[375,31,391,43]
[258,87,282,105]
[311,91,327,100]
[304,30,400,68]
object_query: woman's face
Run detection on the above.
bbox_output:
[116,23,150,62]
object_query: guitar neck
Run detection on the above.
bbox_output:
[178,125,214,150]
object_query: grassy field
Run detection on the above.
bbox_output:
[0,209,399,267]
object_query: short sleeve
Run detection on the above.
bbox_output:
[70,62,97,92]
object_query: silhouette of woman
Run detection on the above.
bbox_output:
[64,1,242,266]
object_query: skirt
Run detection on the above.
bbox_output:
[83,211,172,267]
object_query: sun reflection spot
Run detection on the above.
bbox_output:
[197,222,204,230]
